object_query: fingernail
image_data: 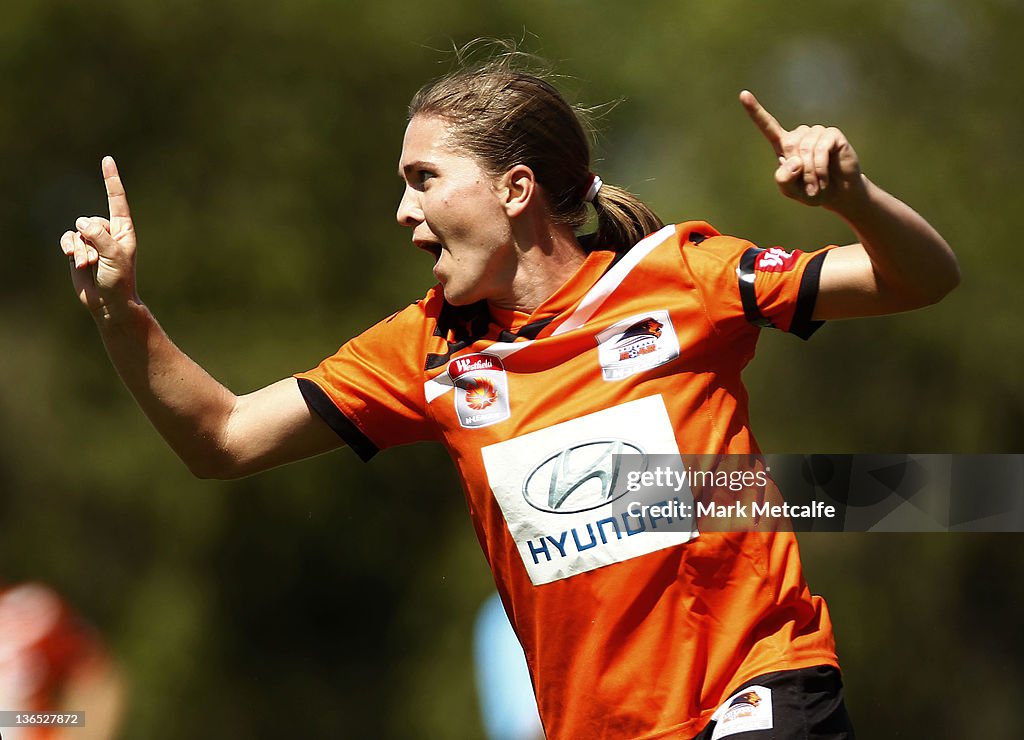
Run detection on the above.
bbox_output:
[76,217,89,230]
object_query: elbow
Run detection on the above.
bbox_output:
[182,408,251,480]
[945,259,962,296]
[189,464,225,481]
[921,258,961,307]
[894,254,960,311]
[188,460,252,481]
[185,458,233,481]
[182,447,247,481]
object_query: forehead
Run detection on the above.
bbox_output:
[402,115,450,150]
[398,115,473,172]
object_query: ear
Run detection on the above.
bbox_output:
[500,164,536,218]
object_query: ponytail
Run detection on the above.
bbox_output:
[587,182,664,251]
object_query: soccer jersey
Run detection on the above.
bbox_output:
[296,222,839,739]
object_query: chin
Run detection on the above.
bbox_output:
[442,283,484,307]
[442,290,474,307]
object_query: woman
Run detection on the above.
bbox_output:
[61,49,957,739]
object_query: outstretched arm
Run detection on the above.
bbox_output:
[739,91,960,320]
[59,157,342,479]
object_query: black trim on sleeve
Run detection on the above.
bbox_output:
[737,247,775,329]
[789,250,829,340]
[296,378,379,462]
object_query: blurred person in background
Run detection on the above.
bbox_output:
[0,582,124,740]
[59,43,957,739]
[474,592,543,740]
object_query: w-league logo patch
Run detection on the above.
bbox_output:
[755,247,800,273]
[710,685,773,739]
[595,310,680,381]
[449,353,511,429]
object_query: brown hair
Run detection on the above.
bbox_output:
[408,42,663,251]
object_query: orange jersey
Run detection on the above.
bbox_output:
[296,222,839,739]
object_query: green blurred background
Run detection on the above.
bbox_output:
[2,0,1022,736]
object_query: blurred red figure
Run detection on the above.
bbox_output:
[0,583,124,740]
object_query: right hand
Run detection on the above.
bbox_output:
[60,156,139,316]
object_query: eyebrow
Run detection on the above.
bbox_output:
[399,160,438,179]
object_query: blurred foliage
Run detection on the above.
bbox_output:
[1,0,1022,737]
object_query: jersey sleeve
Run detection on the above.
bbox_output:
[677,222,834,339]
[294,302,436,461]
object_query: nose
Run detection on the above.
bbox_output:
[396,186,422,228]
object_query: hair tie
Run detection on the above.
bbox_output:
[583,174,603,203]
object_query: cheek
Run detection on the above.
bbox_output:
[442,187,501,237]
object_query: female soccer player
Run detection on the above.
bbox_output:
[60,50,957,739]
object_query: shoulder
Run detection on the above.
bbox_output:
[671,220,753,259]
[359,285,448,345]
[673,220,722,245]
[636,220,754,273]
[379,285,445,325]
[637,220,751,257]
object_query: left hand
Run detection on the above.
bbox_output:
[739,90,864,210]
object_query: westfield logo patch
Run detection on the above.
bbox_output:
[595,310,680,381]
[449,353,511,428]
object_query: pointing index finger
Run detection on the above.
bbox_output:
[739,90,786,155]
[102,155,132,223]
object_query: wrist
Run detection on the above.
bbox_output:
[824,173,873,220]
[91,294,147,330]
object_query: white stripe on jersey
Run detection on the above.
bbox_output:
[551,225,675,336]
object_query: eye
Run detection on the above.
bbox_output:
[417,169,436,185]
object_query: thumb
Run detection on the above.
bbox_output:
[774,156,802,188]
[76,216,120,255]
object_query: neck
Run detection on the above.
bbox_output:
[489,219,586,314]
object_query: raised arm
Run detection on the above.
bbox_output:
[739,91,960,319]
[59,157,342,479]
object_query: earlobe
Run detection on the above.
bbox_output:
[503,165,536,217]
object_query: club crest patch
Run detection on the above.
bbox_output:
[710,685,773,739]
[595,310,680,381]
[449,353,511,429]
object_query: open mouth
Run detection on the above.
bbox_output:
[414,240,443,261]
